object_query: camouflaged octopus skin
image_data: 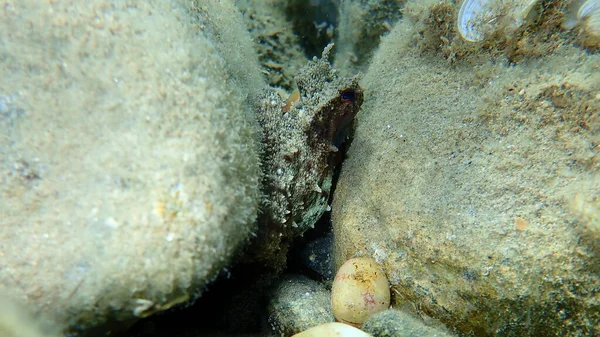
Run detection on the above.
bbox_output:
[252,44,364,269]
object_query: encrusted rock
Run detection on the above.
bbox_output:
[0,0,263,335]
[362,310,455,337]
[332,3,600,335]
[268,275,334,336]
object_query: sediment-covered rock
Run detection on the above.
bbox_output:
[332,1,600,335]
[0,0,263,334]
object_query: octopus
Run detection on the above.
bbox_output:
[250,44,364,271]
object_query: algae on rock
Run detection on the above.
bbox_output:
[0,0,263,335]
[363,309,455,337]
[235,0,308,90]
[335,0,405,75]
[0,296,60,337]
[267,275,334,336]
[189,0,265,99]
[332,1,600,335]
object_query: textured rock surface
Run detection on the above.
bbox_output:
[335,0,405,75]
[236,0,308,90]
[189,0,265,100]
[268,275,334,336]
[362,310,454,337]
[0,0,262,335]
[332,1,600,336]
[0,295,60,337]
[296,232,335,281]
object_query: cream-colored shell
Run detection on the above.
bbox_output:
[457,0,541,42]
[292,322,372,337]
[563,0,600,47]
[331,257,390,325]
[579,0,600,47]
[578,0,600,17]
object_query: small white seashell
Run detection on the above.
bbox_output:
[457,0,493,42]
[457,0,542,42]
[579,0,600,47]
[578,0,600,19]
[562,0,585,30]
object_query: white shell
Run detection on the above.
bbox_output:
[578,0,600,19]
[457,0,492,42]
[457,0,541,42]
[562,0,585,30]
[571,0,600,47]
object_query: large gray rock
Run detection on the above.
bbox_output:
[0,0,263,335]
[332,1,600,336]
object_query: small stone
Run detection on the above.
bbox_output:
[293,322,373,337]
[362,310,455,337]
[297,232,335,281]
[331,257,390,326]
[268,275,335,336]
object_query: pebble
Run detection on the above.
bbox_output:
[268,274,335,336]
[362,309,456,337]
[331,257,390,325]
[293,322,373,337]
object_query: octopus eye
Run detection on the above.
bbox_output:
[340,88,356,102]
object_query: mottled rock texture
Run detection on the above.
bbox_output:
[0,0,262,335]
[362,309,454,337]
[335,0,405,75]
[235,0,308,90]
[333,1,600,336]
[267,275,334,336]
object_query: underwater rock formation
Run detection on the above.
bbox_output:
[267,274,334,336]
[235,0,308,90]
[0,295,60,337]
[335,0,405,75]
[333,1,600,335]
[363,309,455,337]
[0,0,262,335]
